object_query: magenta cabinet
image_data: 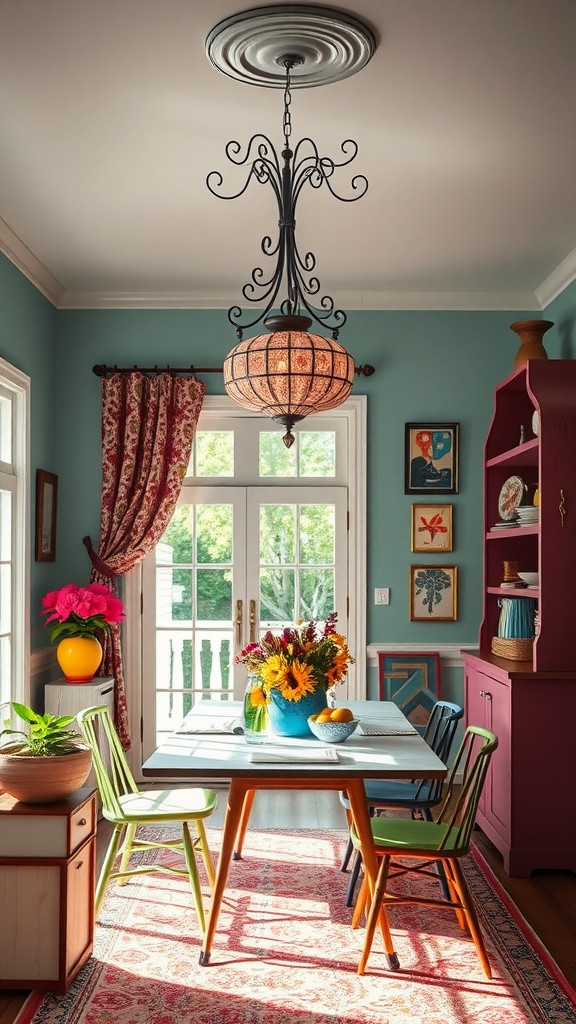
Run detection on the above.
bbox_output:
[464,651,576,876]
[465,360,576,876]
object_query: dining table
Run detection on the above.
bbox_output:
[142,698,448,965]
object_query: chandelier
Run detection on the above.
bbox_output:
[206,4,376,447]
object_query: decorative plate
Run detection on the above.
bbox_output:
[498,476,526,520]
[532,409,540,436]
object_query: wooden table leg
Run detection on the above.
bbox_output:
[199,777,249,965]
[233,788,256,860]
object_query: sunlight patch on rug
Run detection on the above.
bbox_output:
[16,829,576,1024]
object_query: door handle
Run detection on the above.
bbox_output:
[249,599,257,644]
[235,599,243,653]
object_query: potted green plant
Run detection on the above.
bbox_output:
[0,702,92,804]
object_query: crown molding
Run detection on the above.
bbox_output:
[0,216,556,313]
[0,217,64,307]
[56,288,541,311]
[535,243,576,309]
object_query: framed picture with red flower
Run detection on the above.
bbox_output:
[411,503,453,553]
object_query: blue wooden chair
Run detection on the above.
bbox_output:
[350,725,498,976]
[340,699,463,905]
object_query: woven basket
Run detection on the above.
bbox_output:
[491,636,534,661]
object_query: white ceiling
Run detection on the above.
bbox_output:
[1,0,576,311]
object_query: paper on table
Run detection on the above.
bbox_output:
[249,747,339,763]
[176,707,244,735]
[357,719,418,737]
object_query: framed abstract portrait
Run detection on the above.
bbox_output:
[411,503,453,552]
[378,651,441,731]
[405,423,459,494]
[409,565,458,621]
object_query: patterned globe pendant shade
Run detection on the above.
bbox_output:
[223,315,354,447]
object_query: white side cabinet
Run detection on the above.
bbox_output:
[45,678,114,797]
[0,788,96,993]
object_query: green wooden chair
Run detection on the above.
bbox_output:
[350,724,498,976]
[77,704,218,932]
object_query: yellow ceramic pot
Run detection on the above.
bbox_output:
[56,636,103,682]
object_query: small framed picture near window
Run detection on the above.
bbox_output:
[35,470,58,562]
[409,565,458,621]
[411,503,453,553]
[405,422,459,494]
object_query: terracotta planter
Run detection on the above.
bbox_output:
[510,320,553,370]
[0,746,92,804]
[57,636,103,682]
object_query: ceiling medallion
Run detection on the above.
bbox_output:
[206,5,376,447]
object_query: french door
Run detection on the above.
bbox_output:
[141,485,348,756]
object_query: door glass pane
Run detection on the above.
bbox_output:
[300,568,334,620]
[259,504,296,563]
[0,636,10,705]
[299,432,335,476]
[194,431,234,477]
[158,506,193,563]
[0,563,12,633]
[0,489,11,559]
[197,568,232,620]
[260,568,295,624]
[196,504,232,563]
[299,505,335,564]
[259,432,297,477]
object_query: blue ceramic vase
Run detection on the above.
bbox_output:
[267,687,328,738]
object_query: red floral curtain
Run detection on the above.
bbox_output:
[83,373,205,747]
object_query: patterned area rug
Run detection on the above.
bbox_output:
[16,829,576,1024]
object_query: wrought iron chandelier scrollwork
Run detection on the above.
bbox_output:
[207,57,368,341]
[205,4,376,447]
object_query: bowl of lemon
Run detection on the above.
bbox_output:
[308,707,359,743]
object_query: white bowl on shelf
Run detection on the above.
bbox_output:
[517,572,539,586]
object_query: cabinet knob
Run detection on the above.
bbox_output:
[77,818,87,827]
[479,689,492,699]
[76,860,84,869]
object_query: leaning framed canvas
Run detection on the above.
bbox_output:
[409,565,458,621]
[35,469,58,562]
[378,651,441,731]
[405,423,459,494]
[411,503,453,552]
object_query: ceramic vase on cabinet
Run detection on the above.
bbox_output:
[56,636,103,682]
[510,320,553,370]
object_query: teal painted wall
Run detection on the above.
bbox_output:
[4,242,571,694]
[0,254,58,647]
[54,306,542,699]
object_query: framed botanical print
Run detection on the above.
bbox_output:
[409,565,458,621]
[405,423,459,494]
[411,503,453,552]
[35,469,58,562]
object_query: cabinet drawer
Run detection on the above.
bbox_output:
[0,790,95,857]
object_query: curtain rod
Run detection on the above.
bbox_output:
[92,363,375,378]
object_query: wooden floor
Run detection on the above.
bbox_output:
[1,787,575,1022]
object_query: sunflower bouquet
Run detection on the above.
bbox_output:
[236,612,354,707]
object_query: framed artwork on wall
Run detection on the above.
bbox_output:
[409,565,458,621]
[411,503,453,552]
[378,651,441,731]
[405,422,459,494]
[35,469,58,562]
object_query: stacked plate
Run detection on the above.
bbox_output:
[516,506,539,527]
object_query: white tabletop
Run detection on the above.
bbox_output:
[142,700,446,781]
